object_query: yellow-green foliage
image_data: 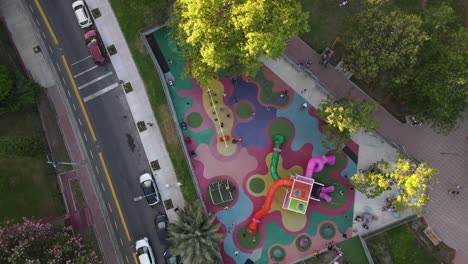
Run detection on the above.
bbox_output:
[352,157,438,215]
[171,0,309,84]
[317,98,378,149]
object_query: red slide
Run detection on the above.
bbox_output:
[247,179,294,235]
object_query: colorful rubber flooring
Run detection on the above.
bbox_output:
[153,27,359,264]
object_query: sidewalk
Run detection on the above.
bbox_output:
[0,0,121,263]
[85,0,185,221]
[282,36,468,263]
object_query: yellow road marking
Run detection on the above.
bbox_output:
[99,152,131,241]
[133,253,138,264]
[62,55,97,141]
[34,0,58,45]
[101,182,106,192]
[83,132,88,142]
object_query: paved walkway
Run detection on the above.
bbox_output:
[281,36,468,263]
[85,0,185,221]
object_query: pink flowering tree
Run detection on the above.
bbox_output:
[0,218,100,264]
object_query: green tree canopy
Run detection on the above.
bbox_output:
[171,0,309,85]
[0,74,40,115]
[316,98,379,149]
[343,5,427,85]
[0,218,100,263]
[352,157,438,215]
[168,202,224,263]
[0,65,14,102]
[396,4,468,132]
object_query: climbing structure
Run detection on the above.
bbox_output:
[246,135,338,235]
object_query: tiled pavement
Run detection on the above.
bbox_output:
[281,36,468,263]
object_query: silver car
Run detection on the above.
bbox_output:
[139,173,160,206]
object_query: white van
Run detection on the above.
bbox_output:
[135,237,156,264]
[72,1,92,28]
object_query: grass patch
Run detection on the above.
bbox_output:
[299,0,366,52]
[407,217,455,264]
[109,0,197,202]
[123,82,133,93]
[69,178,86,210]
[164,199,174,210]
[150,159,160,171]
[107,44,117,56]
[0,20,23,72]
[137,121,147,132]
[0,111,65,224]
[366,223,439,264]
[338,236,369,264]
[91,8,101,19]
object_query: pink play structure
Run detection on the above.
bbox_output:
[305,155,336,203]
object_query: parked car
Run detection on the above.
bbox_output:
[84,30,108,66]
[164,249,181,264]
[154,213,167,241]
[135,237,156,264]
[139,173,159,206]
[72,1,92,28]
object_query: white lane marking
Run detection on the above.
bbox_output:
[83,83,119,102]
[78,72,113,90]
[70,56,91,66]
[73,65,98,78]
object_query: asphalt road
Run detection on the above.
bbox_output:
[25,0,168,262]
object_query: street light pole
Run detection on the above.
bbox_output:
[133,192,157,202]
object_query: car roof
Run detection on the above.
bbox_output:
[139,173,153,183]
[72,1,88,24]
[72,0,84,9]
[84,30,97,40]
[136,238,153,264]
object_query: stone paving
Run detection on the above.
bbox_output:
[282,36,468,263]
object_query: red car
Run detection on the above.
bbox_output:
[84,30,108,66]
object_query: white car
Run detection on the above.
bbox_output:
[72,1,92,28]
[139,173,160,206]
[135,237,156,264]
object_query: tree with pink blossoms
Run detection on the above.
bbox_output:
[0,218,100,264]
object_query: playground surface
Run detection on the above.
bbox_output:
[153,27,359,264]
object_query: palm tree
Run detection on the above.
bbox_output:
[168,202,224,263]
